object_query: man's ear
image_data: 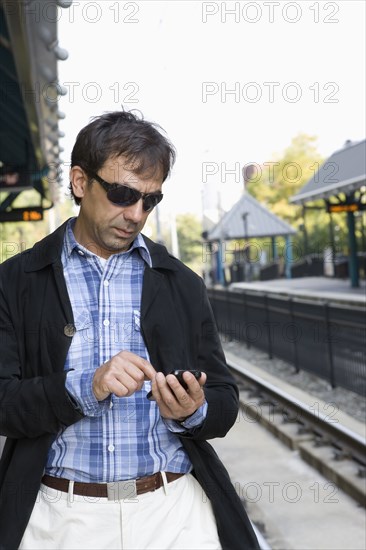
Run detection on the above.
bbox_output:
[70,166,88,200]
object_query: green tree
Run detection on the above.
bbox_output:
[246,133,347,258]
[247,133,323,222]
[176,213,203,271]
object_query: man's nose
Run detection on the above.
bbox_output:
[123,199,145,222]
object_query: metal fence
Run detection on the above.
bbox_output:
[207,287,366,396]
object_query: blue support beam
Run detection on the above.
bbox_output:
[347,210,359,288]
[285,235,292,279]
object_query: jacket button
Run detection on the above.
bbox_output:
[64,323,76,337]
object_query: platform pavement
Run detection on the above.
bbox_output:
[211,410,366,550]
[210,345,366,549]
[229,276,366,306]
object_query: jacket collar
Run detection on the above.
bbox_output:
[24,219,69,272]
[141,234,179,271]
[24,218,178,272]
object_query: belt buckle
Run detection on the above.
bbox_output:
[107,480,137,501]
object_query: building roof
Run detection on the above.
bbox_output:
[206,192,296,241]
[290,139,366,204]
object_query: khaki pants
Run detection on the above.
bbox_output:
[19,474,221,549]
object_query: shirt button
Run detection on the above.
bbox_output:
[103,319,110,327]
[77,250,85,256]
[108,444,115,452]
[64,323,76,337]
[103,280,109,287]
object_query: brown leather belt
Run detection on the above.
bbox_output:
[42,472,185,500]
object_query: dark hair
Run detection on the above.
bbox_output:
[69,109,176,204]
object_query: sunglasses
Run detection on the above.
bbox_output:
[90,172,163,212]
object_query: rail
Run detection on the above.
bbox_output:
[227,358,366,506]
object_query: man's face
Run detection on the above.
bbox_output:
[70,156,163,258]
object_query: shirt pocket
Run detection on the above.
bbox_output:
[73,310,94,334]
[133,309,141,331]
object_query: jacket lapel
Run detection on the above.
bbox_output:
[140,267,164,322]
[24,219,74,325]
[140,234,178,322]
[52,261,74,325]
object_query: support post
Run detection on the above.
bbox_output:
[328,210,336,277]
[271,236,277,261]
[285,235,292,279]
[347,210,359,287]
[216,240,225,286]
[302,205,309,257]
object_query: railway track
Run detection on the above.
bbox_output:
[227,358,366,508]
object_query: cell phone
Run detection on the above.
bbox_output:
[146,370,202,400]
[170,370,202,390]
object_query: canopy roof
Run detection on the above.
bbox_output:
[206,192,296,241]
[291,139,366,204]
[0,1,68,200]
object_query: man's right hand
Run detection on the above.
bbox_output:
[92,351,156,401]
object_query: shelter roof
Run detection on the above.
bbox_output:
[206,192,296,241]
[290,139,366,204]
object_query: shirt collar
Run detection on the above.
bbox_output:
[63,217,152,267]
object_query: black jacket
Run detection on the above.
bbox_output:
[0,220,259,550]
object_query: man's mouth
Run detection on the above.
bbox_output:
[114,227,135,237]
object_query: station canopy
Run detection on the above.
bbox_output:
[290,139,366,205]
[0,1,68,202]
[206,192,296,242]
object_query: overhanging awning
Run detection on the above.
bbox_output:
[0,1,69,202]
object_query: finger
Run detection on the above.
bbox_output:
[178,372,206,408]
[181,371,207,391]
[116,351,157,380]
[153,373,182,410]
[94,359,148,400]
[152,373,205,420]
[100,369,142,398]
[114,362,145,385]
[164,375,202,413]
[156,372,179,399]
[93,371,131,400]
[104,378,130,398]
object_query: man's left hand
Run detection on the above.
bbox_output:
[151,371,207,421]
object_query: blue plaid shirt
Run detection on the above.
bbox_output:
[45,219,206,482]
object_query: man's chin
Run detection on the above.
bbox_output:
[108,236,135,253]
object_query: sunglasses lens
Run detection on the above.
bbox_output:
[142,194,163,212]
[106,183,163,212]
[107,186,137,206]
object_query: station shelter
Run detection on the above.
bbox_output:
[290,140,366,288]
[203,191,296,285]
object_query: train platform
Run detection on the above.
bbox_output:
[211,346,366,550]
[211,406,366,550]
[230,276,366,305]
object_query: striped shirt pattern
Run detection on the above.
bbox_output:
[45,219,205,482]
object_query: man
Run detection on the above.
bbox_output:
[0,110,259,549]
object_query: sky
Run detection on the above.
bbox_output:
[56,0,366,228]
